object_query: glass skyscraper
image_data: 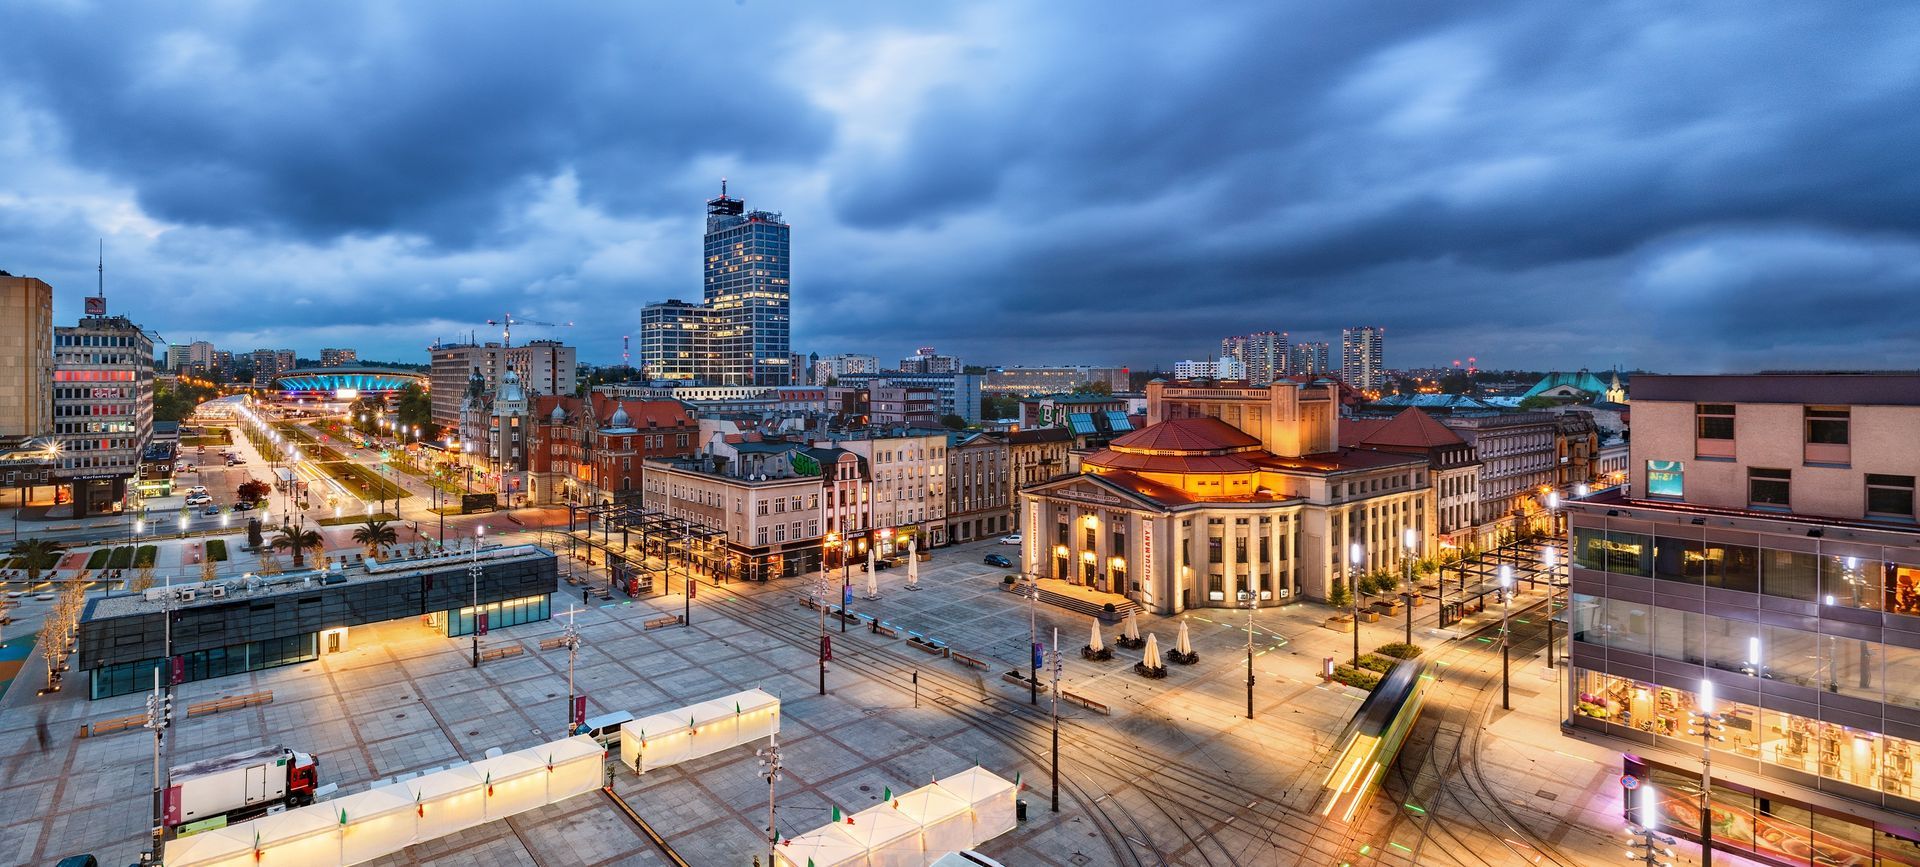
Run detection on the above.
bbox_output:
[640,183,792,386]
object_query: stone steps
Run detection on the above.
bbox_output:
[1036,586,1140,622]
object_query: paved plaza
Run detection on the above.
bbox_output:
[0,531,1654,866]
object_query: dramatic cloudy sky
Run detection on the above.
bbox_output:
[3,2,1917,372]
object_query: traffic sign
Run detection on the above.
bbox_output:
[1620,774,1640,790]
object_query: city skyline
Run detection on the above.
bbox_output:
[2,4,1916,373]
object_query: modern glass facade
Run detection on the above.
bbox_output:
[447,593,551,637]
[703,195,790,387]
[90,634,318,699]
[1627,753,1920,866]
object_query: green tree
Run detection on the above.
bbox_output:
[272,525,324,569]
[1070,381,1112,396]
[351,518,397,558]
[981,394,1020,420]
[1518,395,1559,409]
[7,538,66,583]
[939,414,967,430]
[1328,577,1352,609]
[395,382,438,441]
[237,479,271,504]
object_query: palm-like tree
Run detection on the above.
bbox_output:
[351,518,397,558]
[272,524,324,569]
[7,538,66,584]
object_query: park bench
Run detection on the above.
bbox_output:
[1062,691,1111,715]
[86,713,147,738]
[477,645,524,662]
[187,690,273,719]
[539,636,569,651]
[644,614,682,630]
[950,651,990,670]
[905,632,950,656]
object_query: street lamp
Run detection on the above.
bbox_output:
[1688,679,1725,866]
[816,546,833,696]
[1241,589,1257,720]
[1625,783,1677,866]
[469,525,485,668]
[1049,625,1061,814]
[1401,527,1418,646]
[1544,546,1559,669]
[1347,542,1363,667]
[1027,578,1040,705]
[757,735,784,867]
[1498,563,1514,710]
[561,605,581,732]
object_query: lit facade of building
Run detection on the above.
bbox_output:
[1565,373,1920,865]
[1341,326,1385,391]
[319,347,357,367]
[54,313,154,516]
[811,430,948,551]
[985,365,1130,395]
[1019,379,1432,612]
[1172,358,1246,381]
[1343,408,1481,548]
[0,275,54,442]
[429,342,503,432]
[947,431,1011,542]
[639,300,713,382]
[1290,342,1331,377]
[1221,331,1287,384]
[1442,412,1559,546]
[636,186,791,386]
[526,396,697,506]
[644,441,862,580]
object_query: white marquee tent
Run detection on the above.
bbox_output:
[775,767,1020,867]
[619,688,782,773]
[773,827,869,867]
[891,783,974,855]
[934,767,1019,849]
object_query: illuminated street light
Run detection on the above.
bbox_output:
[1348,542,1364,667]
[1499,563,1514,710]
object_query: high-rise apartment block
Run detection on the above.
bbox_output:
[1172,358,1246,381]
[639,184,791,386]
[320,347,358,367]
[984,366,1130,395]
[899,347,961,374]
[1221,331,1288,383]
[429,342,502,432]
[1341,326,1385,390]
[0,274,54,442]
[1565,373,1920,862]
[250,348,295,389]
[812,354,880,384]
[54,312,153,515]
[504,339,577,399]
[1290,342,1331,376]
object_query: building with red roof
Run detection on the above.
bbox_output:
[526,394,698,506]
[1020,379,1435,612]
[1341,407,1483,548]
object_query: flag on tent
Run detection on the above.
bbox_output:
[339,807,348,826]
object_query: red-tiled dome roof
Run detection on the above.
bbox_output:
[1107,417,1260,453]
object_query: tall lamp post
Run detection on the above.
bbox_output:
[1347,542,1363,667]
[1048,626,1061,814]
[1498,563,1514,710]
[561,605,580,732]
[1688,679,1725,866]
[1402,527,1418,646]
[1625,783,1677,866]
[469,525,485,668]
[816,544,832,696]
[1241,589,1257,720]
[757,735,784,867]
[1026,577,1040,705]
[1543,546,1559,669]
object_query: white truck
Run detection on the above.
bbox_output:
[165,745,320,829]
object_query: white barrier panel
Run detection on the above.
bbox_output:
[687,698,741,760]
[934,767,1018,849]
[773,828,868,867]
[473,751,548,821]
[331,785,415,865]
[891,784,973,856]
[405,764,487,838]
[164,823,255,867]
[623,711,693,772]
[844,804,927,867]
[167,735,609,867]
[251,808,340,866]
[732,688,782,743]
[536,735,607,800]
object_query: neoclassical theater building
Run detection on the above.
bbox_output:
[1019,379,1434,613]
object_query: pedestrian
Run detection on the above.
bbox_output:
[582,588,589,605]
[35,713,50,753]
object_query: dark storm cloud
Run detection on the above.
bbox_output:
[1,1,1918,370]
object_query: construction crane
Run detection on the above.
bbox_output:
[485,313,573,348]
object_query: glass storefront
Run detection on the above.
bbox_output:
[89,633,319,699]
[448,593,552,637]
[1571,528,1920,617]
[1629,757,1920,867]
[1577,669,1920,802]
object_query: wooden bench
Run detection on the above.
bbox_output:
[872,621,899,638]
[905,633,950,657]
[1062,691,1111,715]
[478,645,524,662]
[87,713,147,737]
[799,595,822,612]
[950,651,990,670]
[187,690,272,719]
[539,636,570,651]
[643,615,682,630]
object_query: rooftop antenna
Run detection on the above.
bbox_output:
[721,177,727,197]
[96,238,104,298]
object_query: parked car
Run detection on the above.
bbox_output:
[202,505,222,517]
[188,485,208,494]
[873,557,897,570]
[984,553,1013,567]
[232,500,255,511]
[998,534,1022,545]
[185,494,212,506]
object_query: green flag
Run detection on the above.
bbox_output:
[882,786,892,802]
[831,805,842,823]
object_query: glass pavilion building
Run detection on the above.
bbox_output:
[1564,373,1920,866]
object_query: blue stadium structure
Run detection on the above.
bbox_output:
[276,366,427,398]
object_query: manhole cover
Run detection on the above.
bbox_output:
[546,693,556,699]
[1070,855,1092,866]
[859,785,871,792]
[468,731,480,736]
[1536,789,1558,801]
[394,713,406,720]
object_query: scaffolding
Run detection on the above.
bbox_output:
[563,503,730,598]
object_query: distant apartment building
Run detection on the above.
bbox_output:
[899,347,961,374]
[165,343,189,372]
[836,372,984,424]
[505,339,577,398]
[249,348,295,390]
[0,274,54,442]
[811,429,949,550]
[319,347,358,367]
[429,342,503,432]
[645,439,863,580]
[813,354,881,384]
[55,313,154,515]
[1565,373,1920,865]
[1290,342,1331,377]
[211,350,235,382]
[1172,358,1247,381]
[1221,331,1288,384]
[985,365,1130,395]
[638,299,711,382]
[1341,326,1385,391]
[871,386,939,428]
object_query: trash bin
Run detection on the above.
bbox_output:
[1016,799,1028,821]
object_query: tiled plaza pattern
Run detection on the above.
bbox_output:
[0,535,1640,866]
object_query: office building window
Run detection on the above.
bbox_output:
[1804,406,1850,445]
[1749,468,1791,509]
[1868,474,1916,520]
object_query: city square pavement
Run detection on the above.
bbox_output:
[0,528,1652,866]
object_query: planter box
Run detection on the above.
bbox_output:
[1359,611,1381,623]
[1325,616,1354,633]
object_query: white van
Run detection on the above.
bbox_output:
[582,711,634,747]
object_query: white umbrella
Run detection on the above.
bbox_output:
[866,562,880,600]
[1176,620,1193,656]
[1143,633,1162,668]
[1121,612,1141,642]
[868,545,877,578]
[906,536,919,590]
[1088,619,1105,652]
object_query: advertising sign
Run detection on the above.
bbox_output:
[462,493,499,514]
[572,695,588,727]
[1646,460,1684,498]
